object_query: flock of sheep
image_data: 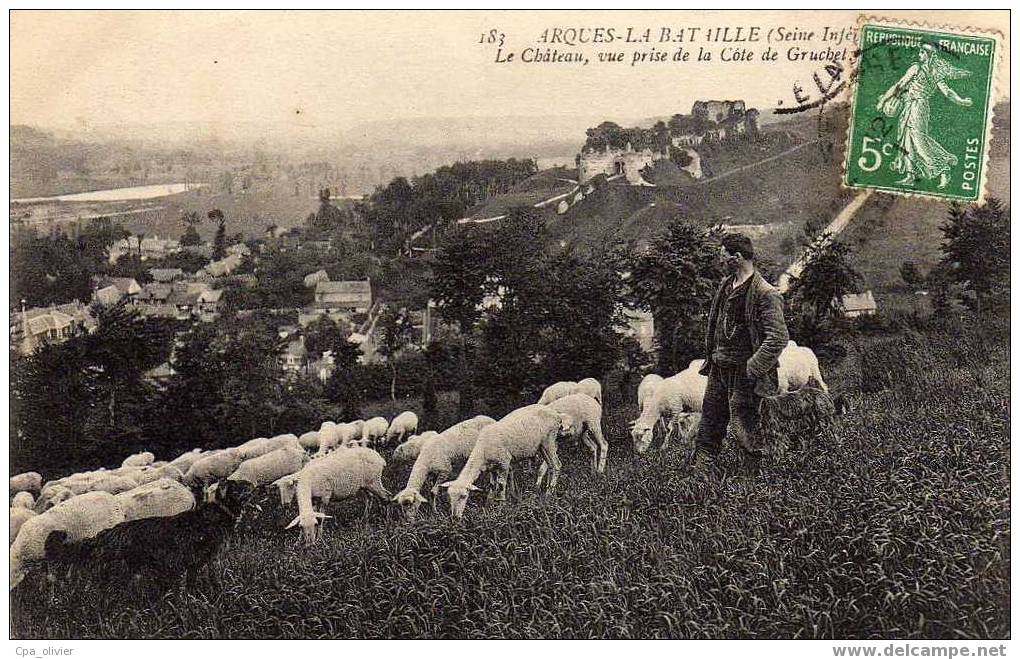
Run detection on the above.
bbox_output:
[10,342,838,593]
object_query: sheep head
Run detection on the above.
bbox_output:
[556,411,578,439]
[286,511,331,545]
[630,420,654,454]
[393,489,428,519]
[439,480,480,519]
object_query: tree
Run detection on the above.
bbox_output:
[180,224,202,247]
[625,220,726,373]
[938,198,1009,313]
[209,209,227,259]
[375,306,415,401]
[786,234,862,334]
[303,315,346,359]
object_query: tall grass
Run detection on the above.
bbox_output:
[11,323,1009,639]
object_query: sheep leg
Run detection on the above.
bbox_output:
[588,420,609,474]
[430,470,450,513]
[661,418,676,451]
[579,427,598,473]
[493,464,510,502]
[535,459,549,489]
[541,435,562,493]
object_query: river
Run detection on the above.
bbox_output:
[12,182,205,204]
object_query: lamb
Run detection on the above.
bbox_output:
[392,431,440,464]
[286,446,391,544]
[42,486,243,593]
[11,491,127,590]
[385,411,419,445]
[115,478,196,522]
[360,417,389,447]
[548,393,608,474]
[636,373,664,411]
[314,421,342,455]
[122,451,156,468]
[227,445,309,491]
[272,473,299,506]
[168,449,205,474]
[298,431,321,451]
[10,506,36,545]
[630,361,707,455]
[182,449,243,491]
[392,417,496,518]
[236,434,301,460]
[10,472,42,495]
[440,406,569,519]
[576,377,603,405]
[777,344,829,392]
[537,380,578,405]
[12,492,35,509]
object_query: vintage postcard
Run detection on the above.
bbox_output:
[7,9,1011,648]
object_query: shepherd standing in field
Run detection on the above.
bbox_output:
[690,234,789,475]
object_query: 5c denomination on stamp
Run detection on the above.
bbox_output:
[844,17,1001,202]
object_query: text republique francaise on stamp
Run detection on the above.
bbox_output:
[844,17,1001,202]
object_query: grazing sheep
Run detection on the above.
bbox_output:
[227,445,309,491]
[347,419,365,439]
[631,361,707,455]
[236,434,301,461]
[777,344,829,393]
[167,449,205,474]
[86,474,139,495]
[314,421,342,455]
[10,491,127,590]
[392,431,440,464]
[360,417,389,448]
[758,385,840,454]
[10,472,43,495]
[272,473,299,507]
[286,446,391,544]
[12,492,35,509]
[43,487,243,593]
[182,449,243,492]
[34,485,75,513]
[392,417,496,518]
[385,411,419,445]
[441,406,569,519]
[122,452,156,468]
[115,478,196,522]
[298,431,321,451]
[10,506,36,545]
[576,377,603,405]
[637,373,664,411]
[548,393,608,474]
[335,422,362,448]
[537,380,578,406]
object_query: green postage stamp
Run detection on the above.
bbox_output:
[843,17,1001,201]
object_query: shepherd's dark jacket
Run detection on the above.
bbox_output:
[699,270,789,397]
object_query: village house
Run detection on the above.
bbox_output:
[11,301,97,355]
[304,269,330,289]
[280,336,308,374]
[314,279,372,314]
[149,268,185,284]
[840,291,878,318]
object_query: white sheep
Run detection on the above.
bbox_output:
[385,411,419,445]
[121,451,156,468]
[347,419,365,439]
[576,377,603,405]
[630,361,707,455]
[10,506,36,545]
[548,393,608,474]
[392,431,440,464]
[115,478,196,523]
[286,446,391,544]
[440,406,569,519]
[314,421,342,455]
[12,492,35,509]
[777,344,829,392]
[236,434,301,461]
[11,491,126,590]
[336,422,362,448]
[637,373,664,410]
[298,431,321,451]
[392,417,496,518]
[360,417,389,447]
[10,472,42,495]
[85,474,139,495]
[537,380,578,405]
[182,449,243,490]
[167,449,205,474]
[272,473,299,507]
[228,445,309,490]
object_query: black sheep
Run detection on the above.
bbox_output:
[44,489,244,593]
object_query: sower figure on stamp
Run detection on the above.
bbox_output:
[690,234,788,475]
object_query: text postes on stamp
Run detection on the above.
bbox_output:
[844,19,1000,202]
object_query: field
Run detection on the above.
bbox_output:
[10,318,1010,639]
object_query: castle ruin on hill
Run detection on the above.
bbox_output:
[577,100,760,184]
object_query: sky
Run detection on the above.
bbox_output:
[10,10,1010,134]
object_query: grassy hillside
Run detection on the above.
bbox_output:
[10,319,1009,639]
